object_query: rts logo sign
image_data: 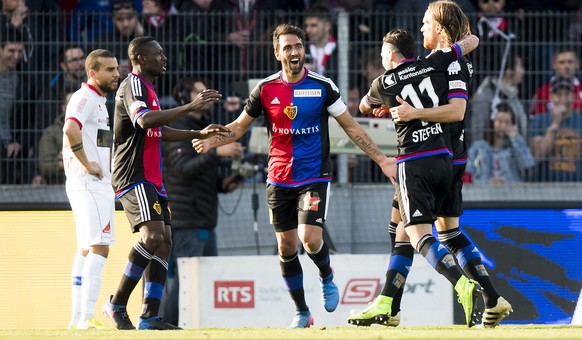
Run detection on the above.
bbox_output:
[214,281,254,308]
[341,278,380,304]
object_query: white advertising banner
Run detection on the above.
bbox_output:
[178,254,453,328]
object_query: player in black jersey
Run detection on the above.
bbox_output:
[348,22,483,329]
[103,36,228,331]
[388,0,513,328]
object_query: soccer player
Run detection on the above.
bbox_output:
[64,49,119,329]
[389,0,513,328]
[102,36,228,330]
[193,23,396,328]
[347,27,483,327]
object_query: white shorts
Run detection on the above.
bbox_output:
[66,180,116,249]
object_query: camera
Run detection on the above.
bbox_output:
[231,156,256,179]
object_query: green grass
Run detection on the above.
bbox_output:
[1,325,581,340]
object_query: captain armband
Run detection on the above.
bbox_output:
[71,142,83,152]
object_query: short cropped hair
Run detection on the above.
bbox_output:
[85,49,116,72]
[383,29,415,59]
[128,36,156,64]
[272,24,306,52]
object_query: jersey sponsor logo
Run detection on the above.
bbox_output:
[412,123,443,143]
[399,66,435,80]
[447,61,462,75]
[294,89,322,97]
[284,104,297,120]
[448,80,467,90]
[146,128,162,138]
[382,73,397,89]
[103,222,111,234]
[302,191,320,211]
[214,281,254,308]
[270,97,280,105]
[130,100,147,114]
[271,123,320,135]
[153,201,161,215]
[341,278,381,304]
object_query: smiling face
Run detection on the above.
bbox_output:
[274,33,305,82]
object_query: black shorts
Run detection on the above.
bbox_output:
[119,183,171,232]
[437,163,465,217]
[395,155,452,226]
[266,182,329,232]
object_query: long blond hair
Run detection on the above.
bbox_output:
[427,0,471,45]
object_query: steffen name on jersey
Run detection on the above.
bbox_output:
[271,124,320,135]
[412,123,443,142]
[398,66,435,80]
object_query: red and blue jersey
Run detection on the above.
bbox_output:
[112,73,166,197]
[244,69,347,187]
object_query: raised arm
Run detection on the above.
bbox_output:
[455,34,479,57]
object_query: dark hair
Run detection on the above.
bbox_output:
[272,24,306,52]
[383,28,415,59]
[60,45,84,63]
[86,49,116,72]
[112,0,136,12]
[304,5,332,22]
[173,77,209,106]
[0,27,24,48]
[128,36,156,64]
[495,102,516,124]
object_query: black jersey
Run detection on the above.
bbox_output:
[112,73,166,197]
[445,55,472,164]
[366,44,464,163]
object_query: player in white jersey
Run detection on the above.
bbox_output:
[63,49,120,330]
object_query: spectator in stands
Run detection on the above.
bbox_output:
[37,89,74,185]
[467,102,535,184]
[469,53,526,145]
[36,46,86,141]
[93,0,143,80]
[304,6,337,80]
[0,0,33,68]
[529,49,582,117]
[0,27,25,184]
[529,77,582,182]
[160,76,243,326]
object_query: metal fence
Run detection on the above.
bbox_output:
[0,10,580,185]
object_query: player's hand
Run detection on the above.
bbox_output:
[372,105,390,117]
[85,161,103,180]
[390,96,416,122]
[192,139,210,154]
[187,89,222,111]
[197,124,230,140]
[379,157,397,184]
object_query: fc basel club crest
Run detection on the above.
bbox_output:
[153,201,162,215]
[284,103,297,120]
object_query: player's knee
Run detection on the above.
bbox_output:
[142,232,165,251]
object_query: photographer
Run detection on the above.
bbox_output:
[160,77,243,326]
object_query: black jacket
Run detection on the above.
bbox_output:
[162,113,226,230]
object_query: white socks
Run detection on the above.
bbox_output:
[70,253,86,327]
[79,252,106,323]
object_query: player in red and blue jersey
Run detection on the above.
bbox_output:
[193,23,396,328]
[104,36,228,331]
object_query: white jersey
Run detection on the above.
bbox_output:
[63,83,113,189]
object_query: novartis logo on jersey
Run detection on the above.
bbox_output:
[271,123,320,135]
[146,128,162,138]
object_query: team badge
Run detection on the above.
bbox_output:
[153,201,162,215]
[303,191,320,211]
[284,104,297,120]
[382,73,397,89]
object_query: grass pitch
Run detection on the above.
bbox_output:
[1,325,581,340]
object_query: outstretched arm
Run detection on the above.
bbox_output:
[335,111,396,182]
[193,111,254,153]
